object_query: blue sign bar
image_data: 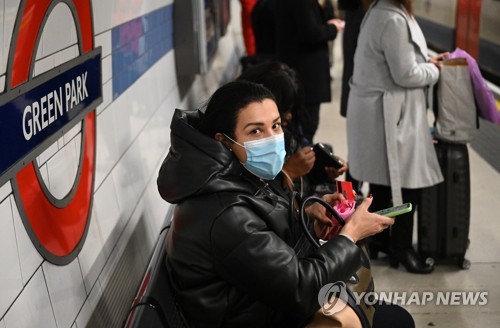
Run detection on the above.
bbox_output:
[0,49,102,184]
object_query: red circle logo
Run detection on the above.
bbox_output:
[8,0,96,265]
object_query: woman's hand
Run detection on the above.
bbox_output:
[305,193,345,239]
[325,156,348,181]
[429,52,450,69]
[339,195,395,243]
[327,18,345,31]
[283,146,316,181]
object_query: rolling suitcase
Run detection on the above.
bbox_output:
[418,141,471,269]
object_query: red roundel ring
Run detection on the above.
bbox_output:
[8,0,96,265]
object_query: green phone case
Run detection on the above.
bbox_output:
[374,203,412,217]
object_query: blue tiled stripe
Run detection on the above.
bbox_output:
[112,5,173,100]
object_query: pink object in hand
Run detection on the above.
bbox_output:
[325,200,356,240]
[333,200,356,225]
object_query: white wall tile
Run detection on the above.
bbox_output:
[136,118,162,180]
[0,318,5,328]
[3,0,19,77]
[93,174,123,256]
[110,0,170,30]
[41,3,77,58]
[0,0,4,75]
[112,92,142,154]
[162,51,177,96]
[35,39,43,63]
[110,53,173,157]
[95,104,119,189]
[0,181,12,203]
[46,139,79,199]
[33,53,55,76]
[94,31,111,58]
[136,92,175,180]
[3,269,57,328]
[57,136,65,149]
[111,143,146,225]
[77,208,107,293]
[73,133,82,163]
[55,45,79,66]
[37,164,50,190]
[96,80,112,115]
[101,55,112,83]
[42,260,86,328]
[0,75,5,93]
[10,197,43,286]
[92,0,171,36]
[0,197,23,318]
[91,0,112,34]
[36,141,59,166]
[75,281,103,328]
[62,123,82,146]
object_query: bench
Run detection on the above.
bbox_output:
[124,206,189,327]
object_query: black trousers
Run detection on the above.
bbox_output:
[303,103,321,143]
[372,301,415,328]
[368,183,421,251]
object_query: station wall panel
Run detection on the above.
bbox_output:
[0,0,244,326]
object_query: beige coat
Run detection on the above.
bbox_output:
[346,0,443,205]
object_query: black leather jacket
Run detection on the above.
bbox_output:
[157,109,362,327]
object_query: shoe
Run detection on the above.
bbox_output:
[390,249,434,274]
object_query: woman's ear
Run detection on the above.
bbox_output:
[215,133,233,150]
[215,133,224,142]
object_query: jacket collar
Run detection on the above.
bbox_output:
[372,0,428,59]
[158,109,250,204]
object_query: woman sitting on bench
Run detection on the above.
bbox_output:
[157,81,413,327]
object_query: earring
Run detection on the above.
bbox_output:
[224,142,233,152]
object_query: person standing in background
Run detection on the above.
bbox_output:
[274,0,344,144]
[338,0,373,118]
[251,0,276,58]
[346,0,449,274]
[240,0,258,55]
[338,0,373,197]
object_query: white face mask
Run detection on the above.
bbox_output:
[224,133,286,180]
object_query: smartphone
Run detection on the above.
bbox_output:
[374,203,412,218]
[308,143,344,184]
[312,143,344,170]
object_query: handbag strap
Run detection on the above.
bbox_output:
[294,193,346,249]
[292,194,373,328]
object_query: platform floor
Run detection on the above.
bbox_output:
[314,36,500,327]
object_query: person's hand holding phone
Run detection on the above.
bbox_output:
[282,146,316,181]
[339,195,395,243]
[325,156,348,180]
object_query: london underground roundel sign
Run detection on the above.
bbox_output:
[0,0,101,265]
